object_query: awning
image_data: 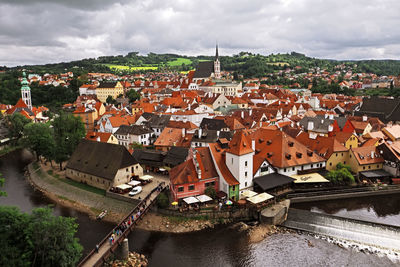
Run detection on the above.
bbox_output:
[140,175,154,180]
[128,180,141,186]
[196,194,213,202]
[253,173,295,191]
[240,190,258,199]
[359,170,392,178]
[183,196,199,204]
[116,184,132,190]
[247,193,274,204]
[290,173,329,183]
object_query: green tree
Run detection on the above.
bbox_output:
[0,173,6,197]
[106,95,116,105]
[0,206,82,267]
[22,123,55,162]
[327,163,355,185]
[157,192,169,209]
[126,89,141,103]
[205,186,216,199]
[52,113,85,170]
[6,113,31,140]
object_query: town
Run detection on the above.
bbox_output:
[1,46,400,266]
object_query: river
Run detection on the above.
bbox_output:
[0,150,397,266]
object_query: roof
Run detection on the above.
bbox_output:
[355,96,400,123]
[208,143,239,185]
[200,118,228,131]
[299,115,334,133]
[66,140,139,181]
[163,147,189,166]
[170,159,198,185]
[226,131,254,156]
[85,132,112,143]
[193,61,214,79]
[132,149,165,168]
[97,82,118,88]
[359,169,392,178]
[350,146,384,165]
[297,133,348,159]
[332,131,355,144]
[383,125,400,140]
[253,173,295,191]
[114,125,152,136]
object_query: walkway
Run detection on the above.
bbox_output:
[78,182,167,267]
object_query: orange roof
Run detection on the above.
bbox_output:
[208,143,239,185]
[351,146,384,165]
[226,131,254,156]
[297,132,348,159]
[167,120,198,130]
[85,132,112,143]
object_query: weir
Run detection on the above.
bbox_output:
[282,208,400,252]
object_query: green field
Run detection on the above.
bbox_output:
[167,58,192,66]
[266,62,289,67]
[103,64,158,71]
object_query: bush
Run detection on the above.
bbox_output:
[157,192,169,209]
[205,186,216,199]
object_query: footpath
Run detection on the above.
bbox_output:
[27,163,135,223]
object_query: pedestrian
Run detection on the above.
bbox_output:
[109,236,112,245]
[218,202,222,211]
[95,244,99,253]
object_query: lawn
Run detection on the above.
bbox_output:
[59,178,106,196]
[167,58,192,66]
[103,64,158,71]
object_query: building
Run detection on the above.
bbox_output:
[21,72,32,110]
[382,125,400,142]
[169,147,219,201]
[354,96,400,123]
[192,44,221,81]
[114,125,152,149]
[65,140,143,190]
[95,81,124,103]
[348,146,384,174]
[85,131,118,144]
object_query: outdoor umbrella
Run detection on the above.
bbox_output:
[225,200,233,205]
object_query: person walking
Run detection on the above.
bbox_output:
[95,244,99,253]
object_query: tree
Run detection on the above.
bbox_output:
[126,89,141,103]
[327,163,355,185]
[6,113,31,140]
[0,206,82,267]
[130,142,144,150]
[106,95,116,105]
[22,123,55,161]
[0,173,6,197]
[156,192,169,209]
[52,113,85,170]
[205,186,216,199]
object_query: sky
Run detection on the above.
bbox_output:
[1,0,400,66]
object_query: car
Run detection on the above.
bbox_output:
[128,186,143,196]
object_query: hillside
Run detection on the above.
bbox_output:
[6,51,400,78]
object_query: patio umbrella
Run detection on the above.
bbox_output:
[225,200,233,205]
[171,202,178,206]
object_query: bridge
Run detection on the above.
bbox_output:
[78,182,167,267]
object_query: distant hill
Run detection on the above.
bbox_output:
[10,51,400,78]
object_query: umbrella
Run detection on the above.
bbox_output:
[171,202,178,206]
[225,200,233,205]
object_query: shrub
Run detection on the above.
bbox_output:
[157,192,169,209]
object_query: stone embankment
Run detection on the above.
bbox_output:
[231,222,296,243]
[104,252,148,267]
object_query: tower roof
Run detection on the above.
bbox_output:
[215,43,219,59]
[226,130,253,156]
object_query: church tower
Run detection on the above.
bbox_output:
[214,44,221,79]
[21,72,32,110]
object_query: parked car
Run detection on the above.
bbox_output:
[129,186,143,196]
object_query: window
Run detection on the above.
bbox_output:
[245,182,248,187]
[178,187,184,192]
[284,168,287,172]
[330,162,332,166]
[311,164,313,168]
[188,185,195,191]
[245,161,248,167]
[363,166,366,170]
[261,166,269,173]
[368,165,371,169]
[350,154,352,158]
[245,171,248,177]
[231,185,236,191]
[292,167,295,171]
[341,153,344,156]
[126,168,128,172]
[231,158,233,164]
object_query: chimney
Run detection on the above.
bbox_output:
[307,121,314,130]
[362,115,367,122]
[182,128,185,137]
[371,151,374,159]
[249,109,252,116]
[252,139,255,151]
[198,128,202,138]
[241,111,244,119]
[96,136,101,142]
[325,114,328,119]
[329,114,334,120]
[328,125,333,132]
[217,130,220,138]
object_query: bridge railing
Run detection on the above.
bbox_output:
[78,182,167,267]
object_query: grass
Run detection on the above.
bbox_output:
[57,195,75,203]
[103,64,158,71]
[59,178,106,196]
[167,58,192,66]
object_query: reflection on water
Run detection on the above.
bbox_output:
[292,194,400,226]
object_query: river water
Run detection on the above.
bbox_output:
[0,150,397,266]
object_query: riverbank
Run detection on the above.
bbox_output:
[104,252,148,267]
[0,144,22,157]
[26,162,135,224]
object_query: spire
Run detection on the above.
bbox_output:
[215,43,219,59]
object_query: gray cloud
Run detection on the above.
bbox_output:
[1,0,400,66]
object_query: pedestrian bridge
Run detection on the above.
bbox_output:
[78,182,167,267]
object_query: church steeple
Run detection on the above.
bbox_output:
[21,72,32,110]
[214,43,221,79]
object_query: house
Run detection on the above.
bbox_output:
[169,147,219,201]
[65,140,143,190]
[348,146,384,174]
[200,118,230,131]
[191,129,232,148]
[331,131,359,149]
[85,131,118,144]
[73,105,98,132]
[154,127,193,151]
[132,147,190,172]
[95,81,124,103]
[299,115,335,137]
[202,93,231,110]
[382,125,400,141]
[377,141,400,177]
[354,96,400,123]
[114,125,152,149]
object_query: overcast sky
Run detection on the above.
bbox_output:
[1,0,400,66]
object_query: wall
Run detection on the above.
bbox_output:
[65,168,113,190]
[326,151,349,171]
[157,207,257,221]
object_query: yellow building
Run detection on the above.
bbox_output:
[73,108,98,132]
[333,132,358,149]
[95,81,124,103]
[85,132,118,144]
[348,146,384,174]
